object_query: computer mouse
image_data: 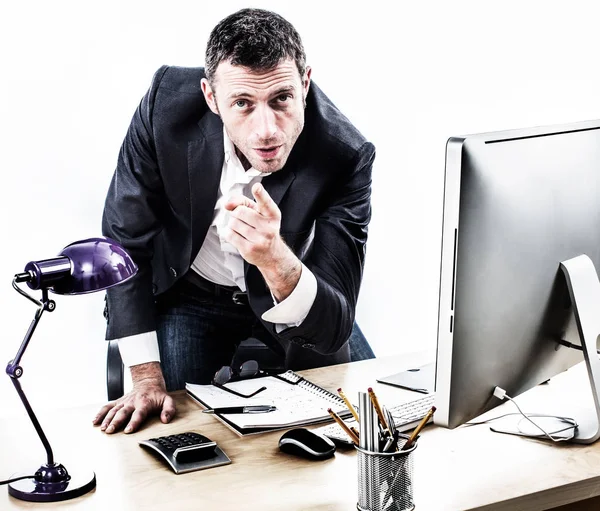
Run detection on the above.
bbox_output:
[278,428,336,461]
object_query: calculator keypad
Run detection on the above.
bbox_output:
[139,431,230,474]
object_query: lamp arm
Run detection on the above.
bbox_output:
[6,278,57,466]
[8,280,55,370]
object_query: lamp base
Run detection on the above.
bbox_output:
[8,463,96,502]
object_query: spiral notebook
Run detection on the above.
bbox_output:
[186,370,351,435]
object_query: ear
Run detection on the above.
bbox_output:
[302,66,312,96]
[201,78,219,115]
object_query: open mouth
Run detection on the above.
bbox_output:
[255,146,281,159]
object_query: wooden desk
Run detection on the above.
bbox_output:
[2,352,600,511]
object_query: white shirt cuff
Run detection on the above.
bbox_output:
[261,263,317,329]
[117,331,161,368]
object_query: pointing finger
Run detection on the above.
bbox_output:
[252,184,279,218]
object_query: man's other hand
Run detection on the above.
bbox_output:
[92,362,176,434]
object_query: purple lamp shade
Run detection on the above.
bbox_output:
[24,237,138,294]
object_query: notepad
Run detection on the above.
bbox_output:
[186,370,351,435]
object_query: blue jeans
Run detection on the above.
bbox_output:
[155,278,373,391]
[348,322,376,361]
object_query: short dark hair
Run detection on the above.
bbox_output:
[205,8,306,84]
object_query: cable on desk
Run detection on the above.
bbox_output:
[464,386,578,443]
[0,474,36,485]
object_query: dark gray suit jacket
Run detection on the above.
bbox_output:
[102,65,375,356]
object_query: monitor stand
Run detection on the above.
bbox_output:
[493,254,600,444]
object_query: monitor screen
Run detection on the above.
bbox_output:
[434,119,600,442]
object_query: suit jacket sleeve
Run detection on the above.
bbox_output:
[273,141,375,355]
[102,66,170,339]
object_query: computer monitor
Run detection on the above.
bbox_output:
[433,118,600,443]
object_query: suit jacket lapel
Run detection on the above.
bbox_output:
[188,113,224,260]
[262,126,304,205]
[262,165,296,206]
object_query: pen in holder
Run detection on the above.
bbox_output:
[356,434,417,511]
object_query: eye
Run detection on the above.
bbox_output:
[277,94,292,103]
[233,99,249,109]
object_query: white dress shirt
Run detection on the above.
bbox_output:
[117,128,317,368]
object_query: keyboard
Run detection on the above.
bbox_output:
[314,393,436,445]
[139,431,231,474]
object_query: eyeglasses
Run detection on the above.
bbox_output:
[212,360,267,398]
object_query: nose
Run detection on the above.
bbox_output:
[253,104,278,140]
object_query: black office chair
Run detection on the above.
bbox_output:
[106,322,375,400]
[106,340,125,401]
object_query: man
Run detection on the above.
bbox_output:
[94,8,375,434]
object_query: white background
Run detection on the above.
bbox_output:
[1,0,600,419]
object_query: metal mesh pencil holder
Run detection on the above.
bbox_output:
[356,437,417,511]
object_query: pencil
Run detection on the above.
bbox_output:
[367,387,390,433]
[338,387,360,423]
[328,408,360,445]
[402,405,436,450]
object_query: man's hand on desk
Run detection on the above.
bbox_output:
[92,362,176,434]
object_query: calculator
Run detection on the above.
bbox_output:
[139,431,231,474]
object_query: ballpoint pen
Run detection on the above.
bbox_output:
[202,405,277,414]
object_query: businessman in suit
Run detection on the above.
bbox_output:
[94,8,375,434]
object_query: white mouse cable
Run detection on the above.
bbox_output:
[492,386,577,442]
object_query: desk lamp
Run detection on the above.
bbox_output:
[5,237,137,502]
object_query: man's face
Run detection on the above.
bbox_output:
[202,59,311,173]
